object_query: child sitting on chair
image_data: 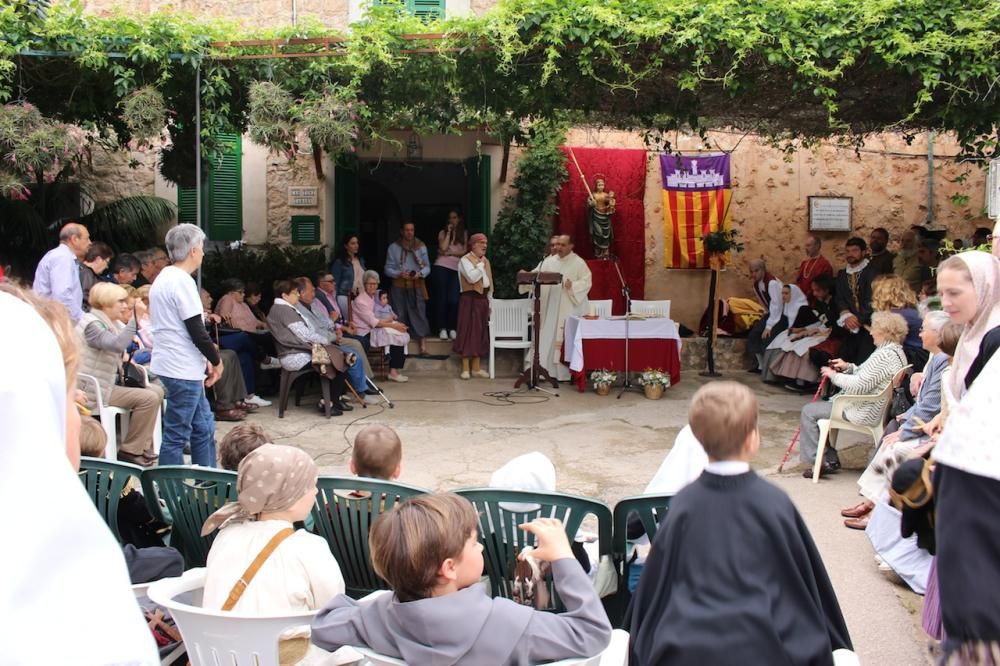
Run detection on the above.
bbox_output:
[627,382,854,665]
[310,493,612,665]
[369,290,411,351]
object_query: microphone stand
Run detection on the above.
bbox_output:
[612,257,641,399]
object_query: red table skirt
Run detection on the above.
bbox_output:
[569,339,681,392]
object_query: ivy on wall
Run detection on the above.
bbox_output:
[0,0,998,181]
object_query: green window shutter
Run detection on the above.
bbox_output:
[291,215,321,245]
[177,185,198,224]
[407,0,444,20]
[206,133,243,242]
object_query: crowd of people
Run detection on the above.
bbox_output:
[5,215,999,665]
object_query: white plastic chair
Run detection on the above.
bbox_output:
[355,628,629,665]
[146,568,318,666]
[630,299,671,319]
[590,299,613,319]
[812,365,911,483]
[79,369,162,460]
[489,298,533,379]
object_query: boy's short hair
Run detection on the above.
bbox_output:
[937,322,964,358]
[79,418,108,457]
[218,423,271,471]
[352,424,402,479]
[688,381,759,460]
[370,493,479,603]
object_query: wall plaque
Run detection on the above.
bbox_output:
[289,186,318,207]
[808,196,853,232]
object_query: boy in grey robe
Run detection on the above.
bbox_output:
[310,493,611,665]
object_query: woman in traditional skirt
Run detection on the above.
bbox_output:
[924,251,1000,662]
[454,233,492,379]
[760,284,815,385]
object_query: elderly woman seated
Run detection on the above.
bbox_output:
[797,310,910,478]
[839,312,958,528]
[267,279,350,416]
[351,269,410,383]
[76,282,165,466]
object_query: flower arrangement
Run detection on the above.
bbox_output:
[589,369,617,385]
[638,369,671,388]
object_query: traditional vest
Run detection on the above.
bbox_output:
[458,252,493,295]
[76,311,127,408]
[753,273,778,306]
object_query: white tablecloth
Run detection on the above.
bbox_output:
[565,316,682,372]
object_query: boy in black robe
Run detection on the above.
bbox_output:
[627,381,853,665]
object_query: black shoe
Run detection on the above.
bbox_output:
[337,399,354,412]
[365,389,379,396]
[317,400,344,417]
[803,460,840,478]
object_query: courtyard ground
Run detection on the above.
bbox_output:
[218,371,932,665]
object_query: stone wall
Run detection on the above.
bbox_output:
[80,0,349,29]
[564,127,990,330]
[76,145,157,207]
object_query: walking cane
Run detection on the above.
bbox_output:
[777,375,828,472]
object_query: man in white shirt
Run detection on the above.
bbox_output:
[150,224,224,466]
[33,222,91,322]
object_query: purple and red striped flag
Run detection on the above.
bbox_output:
[660,153,732,269]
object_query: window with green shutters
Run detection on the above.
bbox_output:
[373,0,445,21]
[176,133,243,242]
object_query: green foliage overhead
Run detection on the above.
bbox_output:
[490,118,569,298]
[0,0,998,165]
[82,195,176,253]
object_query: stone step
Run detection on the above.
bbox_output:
[388,336,750,377]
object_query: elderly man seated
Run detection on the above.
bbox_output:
[267,279,350,416]
[797,311,909,478]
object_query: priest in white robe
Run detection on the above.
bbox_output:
[519,234,592,381]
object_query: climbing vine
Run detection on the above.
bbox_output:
[0,0,998,179]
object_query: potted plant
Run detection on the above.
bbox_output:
[703,228,744,269]
[638,368,671,399]
[589,369,617,395]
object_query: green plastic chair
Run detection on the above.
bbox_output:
[604,493,674,626]
[78,456,145,544]
[140,466,239,568]
[455,488,612,610]
[311,476,428,598]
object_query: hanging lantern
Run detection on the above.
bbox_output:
[406,132,423,161]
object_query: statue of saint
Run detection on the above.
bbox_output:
[587,178,616,260]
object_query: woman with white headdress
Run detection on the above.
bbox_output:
[0,284,158,664]
[760,284,826,387]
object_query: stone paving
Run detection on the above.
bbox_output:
[219,370,931,665]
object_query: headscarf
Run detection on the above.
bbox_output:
[643,425,709,496]
[468,233,488,252]
[201,443,318,535]
[490,451,556,512]
[0,293,158,663]
[946,251,1000,398]
[782,284,810,324]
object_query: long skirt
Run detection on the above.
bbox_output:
[936,464,1000,649]
[453,291,489,357]
[769,351,821,383]
[389,286,430,339]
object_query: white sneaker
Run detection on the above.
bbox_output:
[260,357,282,370]
[460,371,471,380]
[245,394,272,407]
[449,329,457,340]
[388,373,409,383]
[473,369,489,378]
[439,329,449,340]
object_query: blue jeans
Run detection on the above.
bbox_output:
[159,375,216,467]
[220,332,257,394]
[338,344,367,392]
[429,265,460,332]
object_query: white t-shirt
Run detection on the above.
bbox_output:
[150,265,209,381]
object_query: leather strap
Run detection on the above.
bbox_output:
[222,527,294,611]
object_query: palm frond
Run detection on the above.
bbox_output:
[82,195,176,252]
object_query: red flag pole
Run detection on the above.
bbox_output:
[777,375,828,472]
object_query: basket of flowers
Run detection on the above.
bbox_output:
[589,369,617,395]
[638,368,671,399]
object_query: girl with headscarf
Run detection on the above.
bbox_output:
[202,444,345,616]
[454,233,492,379]
[923,251,1000,660]
[760,284,822,386]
